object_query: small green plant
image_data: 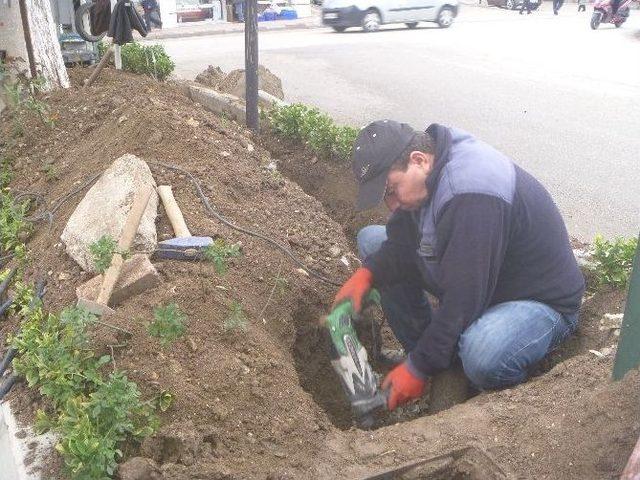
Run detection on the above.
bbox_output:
[41,162,59,181]
[148,303,187,346]
[0,156,12,188]
[89,235,129,273]
[203,238,241,275]
[0,191,30,256]
[156,390,174,412]
[121,43,175,81]
[592,235,638,289]
[224,301,247,331]
[274,276,289,296]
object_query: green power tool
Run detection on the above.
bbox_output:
[325,290,388,428]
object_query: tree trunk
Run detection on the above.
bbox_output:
[26,0,70,90]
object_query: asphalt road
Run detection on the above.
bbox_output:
[150,4,640,242]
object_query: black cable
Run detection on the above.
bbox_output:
[0,373,18,400]
[19,173,101,226]
[148,161,342,287]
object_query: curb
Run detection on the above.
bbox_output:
[0,401,56,480]
[146,19,322,41]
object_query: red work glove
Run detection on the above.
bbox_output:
[332,267,374,313]
[382,361,428,411]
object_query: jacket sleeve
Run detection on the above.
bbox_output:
[407,193,511,377]
[363,211,423,287]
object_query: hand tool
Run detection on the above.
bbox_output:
[77,184,153,315]
[325,290,388,428]
[155,185,213,260]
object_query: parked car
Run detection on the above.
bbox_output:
[487,0,540,10]
[322,0,459,32]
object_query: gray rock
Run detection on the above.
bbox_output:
[118,457,161,480]
[61,154,158,272]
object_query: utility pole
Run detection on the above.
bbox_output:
[244,0,259,132]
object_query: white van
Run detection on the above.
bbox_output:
[322,0,459,32]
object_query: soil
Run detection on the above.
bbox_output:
[194,64,285,103]
[0,67,638,480]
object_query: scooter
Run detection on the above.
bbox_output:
[590,0,634,29]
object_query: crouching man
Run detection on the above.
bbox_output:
[332,120,585,410]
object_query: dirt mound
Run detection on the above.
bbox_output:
[196,64,285,101]
[194,66,226,89]
[1,68,638,480]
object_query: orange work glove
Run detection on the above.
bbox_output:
[382,361,428,411]
[332,267,374,313]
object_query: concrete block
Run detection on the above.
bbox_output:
[76,254,160,307]
[189,84,246,123]
[258,89,288,108]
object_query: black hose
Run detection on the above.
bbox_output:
[0,299,12,318]
[0,348,16,378]
[148,161,342,287]
[0,267,17,298]
[0,374,18,400]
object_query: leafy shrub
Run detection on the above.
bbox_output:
[592,235,638,289]
[203,238,241,275]
[121,43,175,81]
[266,102,358,162]
[148,303,187,346]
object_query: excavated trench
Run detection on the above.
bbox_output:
[258,136,475,430]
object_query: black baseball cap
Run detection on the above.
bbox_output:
[352,120,416,211]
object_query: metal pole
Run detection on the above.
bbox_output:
[18,0,38,79]
[244,0,259,131]
[613,233,640,380]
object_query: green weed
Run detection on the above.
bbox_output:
[148,303,187,346]
[203,238,241,275]
[274,276,289,296]
[592,235,638,289]
[89,235,129,273]
[224,301,247,331]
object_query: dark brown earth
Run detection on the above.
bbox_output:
[0,67,638,480]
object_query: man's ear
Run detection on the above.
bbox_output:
[409,151,431,167]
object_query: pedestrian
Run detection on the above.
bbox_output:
[578,0,587,11]
[232,0,245,22]
[141,0,162,30]
[332,121,584,411]
[520,0,533,14]
[553,0,564,14]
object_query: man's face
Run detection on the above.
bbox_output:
[383,151,433,212]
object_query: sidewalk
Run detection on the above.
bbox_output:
[146,8,322,40]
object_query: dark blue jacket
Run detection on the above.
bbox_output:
[364,124,585,377]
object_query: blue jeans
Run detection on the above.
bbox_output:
[357,225,579,390]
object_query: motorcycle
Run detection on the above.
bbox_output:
[590,0,634,29]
